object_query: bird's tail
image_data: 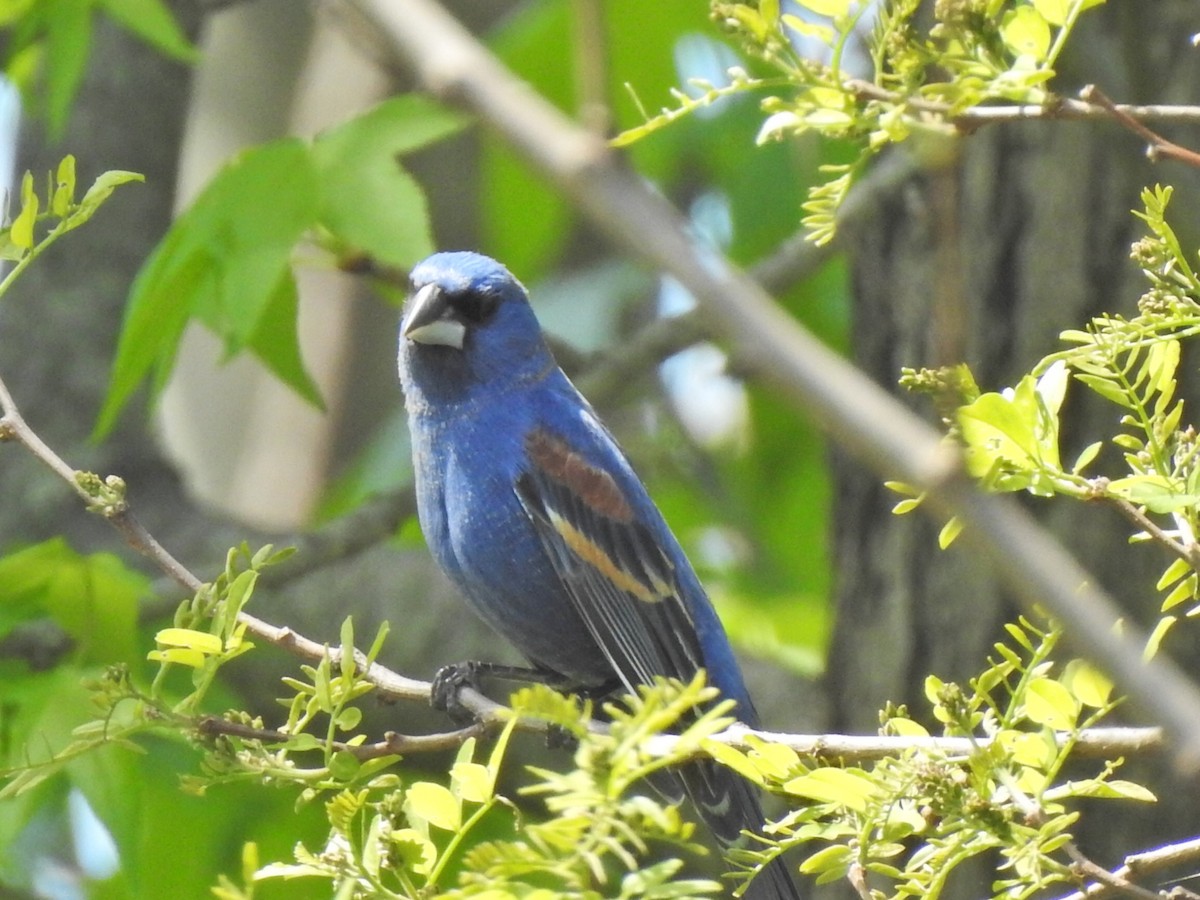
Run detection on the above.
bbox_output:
[667,759,806,899]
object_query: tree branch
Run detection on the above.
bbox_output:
[1052,835,1200,900]
[0,370,499,721]
[333,0,1200,773]
[1079,84,1200,168]
[0,365,1173,790]
[840,77,1200,136]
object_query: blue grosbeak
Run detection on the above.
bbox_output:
[398,251,801,899]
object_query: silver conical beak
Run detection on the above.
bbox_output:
[401,283,466,349]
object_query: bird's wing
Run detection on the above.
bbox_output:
[514,426,705,693]
[515,426,771,848]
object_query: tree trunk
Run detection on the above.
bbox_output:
[829,0,1200,884]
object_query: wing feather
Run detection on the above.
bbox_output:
[515,427,772,850]
[515,428,703,692]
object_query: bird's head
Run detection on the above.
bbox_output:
[398,252,554,406]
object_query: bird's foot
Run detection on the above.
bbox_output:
[431,661,568,721]
[430,661,485,722]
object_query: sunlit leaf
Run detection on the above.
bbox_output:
[1024,676,1078,730]
[405,781,461,831]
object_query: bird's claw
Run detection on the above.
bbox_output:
[431,661,482,722]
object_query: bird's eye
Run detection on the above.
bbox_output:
[451,290,499,324]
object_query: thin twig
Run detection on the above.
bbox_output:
[842,77,1200,135]
[0,369,499,721]
[1053,836,1200,900]
[1064,842,1166,900]
[1107,493,1200,570]
[1080,84,1200,169]
[197,715,488,760]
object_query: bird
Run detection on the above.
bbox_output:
[397,250,802,899]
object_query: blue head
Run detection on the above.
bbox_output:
[398,252,555,414]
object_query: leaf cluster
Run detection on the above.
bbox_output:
[217,678,729,900]
[0,0,196,138]
[709,618,1148,900]
[92,94,467,438]
[618,0,1106,243]
[890,186,1200,655]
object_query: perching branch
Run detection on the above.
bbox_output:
[0,369,491,719]
[0,367,1171,769]
[333,0,1200,773]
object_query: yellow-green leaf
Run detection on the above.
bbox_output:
[147,647,207,668]
[406,781,461,831]
[1071,440,1102,475]
[1062,659,1113,708]
[11,171,37,250]
[155,627,223,654]
[783,767,877,811]
[1144,616,1175,660]
[884,717,929,738]
[799,843,853,878]
[1024,676,1079,730]
[52,154,76,216]
[797,0,850,16]
[702,739,765,785]
[391,828,437,876]
[451,761,494,804]
[938,516,963,549]
[1001,7,1051,60]
[1156,557,1193,591]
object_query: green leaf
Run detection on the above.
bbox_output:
[311,95,466,267]
[43,0,92,138]
[241,275,322,408]
[328,750,360,780]
[1144,615,1175,659]
[0,539,146,666]
[95,139,320,437]
[11,171,37,250]
[334,707,362,732]
[1023,676,1078,730]
[782,767,877,811]
[63,169,145,234]
[405,781,461,831]
[1000,6,1051,60]
[97,0,198,61]
[1061,659,1113,708]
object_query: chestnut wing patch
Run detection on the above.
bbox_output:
[515,428,704,691]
